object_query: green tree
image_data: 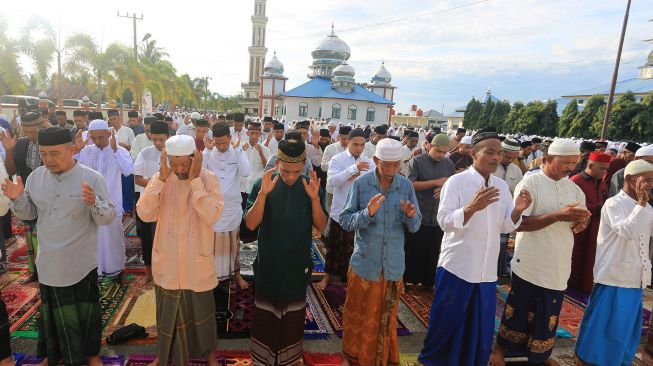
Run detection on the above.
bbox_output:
[567,95,605,138]
[490,100,511,132]
[539,99,559,137]
[503,101,524,133]
[0,15,27,95]
[477,99,495,130]
[631,92,653,142]
[558,99,579,137]
[19,16,57,89]
[591,91,643,140]
[463,97,482,130]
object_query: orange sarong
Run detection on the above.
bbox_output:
[342,266,403,366]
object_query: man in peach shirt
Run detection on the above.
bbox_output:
[137,135,224,366]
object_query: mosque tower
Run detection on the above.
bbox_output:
[259,52,287,118]
[239,0,268,115]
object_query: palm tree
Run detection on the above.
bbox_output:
[0,14,27,95]
[64,33,130,106]
[139,39,169,64]
[19,16,58,89]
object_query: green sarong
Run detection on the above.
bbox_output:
[155,286,218,366]
[37,269,101,366]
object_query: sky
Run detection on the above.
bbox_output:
[2,0,652,114]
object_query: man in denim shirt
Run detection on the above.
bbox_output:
[339,138,422,366]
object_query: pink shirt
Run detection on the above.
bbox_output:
[136,168,224,292]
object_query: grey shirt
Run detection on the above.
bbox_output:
[10,163,116,287]
[408,154,455,227]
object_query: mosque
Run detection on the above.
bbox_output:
[239,0,396,126]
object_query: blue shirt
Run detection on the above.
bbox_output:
[339,170,422,281]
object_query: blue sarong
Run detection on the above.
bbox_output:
[575,284,642,366]
[121,174,134,213]
[418,267,496,366]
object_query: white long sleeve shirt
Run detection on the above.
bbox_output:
[133,146,161,194]
[437,167,521,283]
[130,133,153,161]
[241,143,271,194]
[112,125,135,149]
[326,150,375,223]
[202,145,251,232]
[594,191,653,289]
[77,145,133,216]
[321,142,347,194]
[0,156,10,216]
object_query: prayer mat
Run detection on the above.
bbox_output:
[239,241,326,277]
[399,353,420,366]
[310,282,411,337]
[6,236,28,272]
[495,284,573,339]
[400,284,434,328]
[311,240,326,276]
[11,215,27,236]
[126,352,343,366]
[1,281,39,333]
[124,236,145,274]
[103,282,157,344]
[17,354,124,366]
[122,215,137,237]
[217,279,329,340]
[12,279,130,339]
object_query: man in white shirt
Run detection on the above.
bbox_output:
[240,121,270,244]
[76,119,134,283]
[320,126,351,214]
[261,116,274,144]
[133,121,168,285]
[264,122,285,155]
[574,159,653,366]
[327,120,339,142]
[295,120,323,170]
[230,113,248,144]
[203,123,251,290]
[317,128,374,290]
[491,139,590,366]
[107,109,136,214]
[176,112,200,137]
[418,128,531,365]
[492,137,525,277]
[525,137,544,167]
[130,116,154,161]
[363,125,388,159]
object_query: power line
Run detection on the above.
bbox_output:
[117,11,144,61]
[268,0,490,42]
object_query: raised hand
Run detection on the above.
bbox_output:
[400,199,416,218]
[0,130,16,151]
[514,189,532,212]
[74,130,85,152]
[232,135,241,149]
[110,129,117,152]
[188,149,202,180]
[303,169,321,200]
[82,181,96,206]
[636,176,651,206]
[158,148,172,182]
[259,168,279,195]
[254,143,262,152]
[2,176,24,200]
[367,193,385,217]
[356,161,370,172]
[556,201,590,222]
[203,135,214,150]
[465,186,500,213]
[242,142,250,150]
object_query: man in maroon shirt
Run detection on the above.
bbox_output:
[605,141,640,184]
[568,151,611,293]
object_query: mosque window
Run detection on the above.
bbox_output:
[275,105,280,116]
[577,99,584,105]
[332,103,341,119]
[366,107,375,122]
[299,102,308,117]
[348,105,357,120]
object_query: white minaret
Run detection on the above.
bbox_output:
[239,0,268,115]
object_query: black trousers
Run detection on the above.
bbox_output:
[404,225,444,287]
[134,192,155,266]
[0,299,10,359]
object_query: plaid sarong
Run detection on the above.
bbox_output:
[37,269,102,366]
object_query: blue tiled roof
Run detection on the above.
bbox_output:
[281,77,394,104]
[563,77,653,97]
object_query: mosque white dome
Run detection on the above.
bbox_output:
[311,26,351,62]
[263,51,284,76]
[333,63,355,78]
[371,61,392,85]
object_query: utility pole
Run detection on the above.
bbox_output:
[600,0,631,141]
[117,11,144,61]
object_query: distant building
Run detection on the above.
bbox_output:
[445,88,499,131]
[270,26,395,125]
[239,0,268,115]
[558,50,653,114]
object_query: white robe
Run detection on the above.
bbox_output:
[77,144,134,275]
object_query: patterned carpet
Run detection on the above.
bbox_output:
[310,282,411,338]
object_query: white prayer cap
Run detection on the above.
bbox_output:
[547,139,580,156]
[165,135,196,156]
[461,135,473,145]
[502,137,521,152]
[328,120,338,127]
[88,119,109,131]
[190,111,201,120]
[635,145,653,157]
[625,159,653,177]
[374,138,405,162]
